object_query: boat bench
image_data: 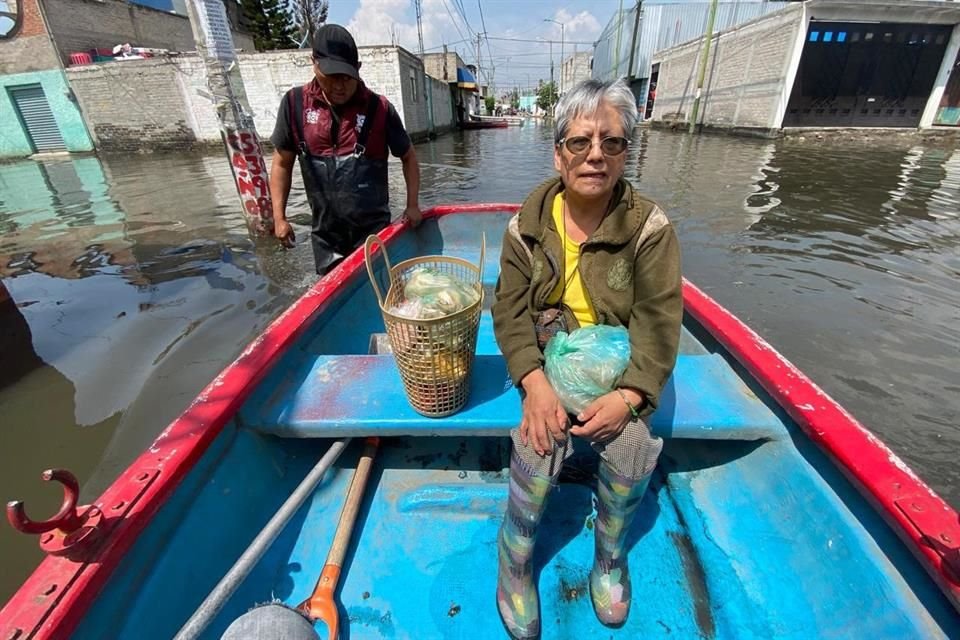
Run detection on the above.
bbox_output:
[240,353,787,440]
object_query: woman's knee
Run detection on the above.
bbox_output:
[595,419,662,479]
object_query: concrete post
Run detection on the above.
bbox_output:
[184,0,272,234]
[688,0,718,134]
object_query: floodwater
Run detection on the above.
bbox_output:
[1,126,959,604]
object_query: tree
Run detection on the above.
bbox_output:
[536,81,557,114]
[241,0,296,51]
[484,95,495,115]
[510,87,520,110]
[292,0,329,47]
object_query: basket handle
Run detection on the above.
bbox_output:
[364,235,392,307]
[478,232,486,285]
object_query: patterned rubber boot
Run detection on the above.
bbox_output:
[589,461,652,627]
[496,452,556,640]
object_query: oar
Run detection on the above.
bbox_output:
[174,439,350,640]
[299,436,380,639]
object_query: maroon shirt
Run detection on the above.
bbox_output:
[271,79,411,160]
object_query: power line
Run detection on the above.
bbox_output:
[422,38,471,52]
[441,0,470,48]
[477,0,495,90]
[452,0,476,36]
[486,35,596,45]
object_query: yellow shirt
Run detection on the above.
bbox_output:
[546,193,597,327]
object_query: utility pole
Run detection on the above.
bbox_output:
[544,19,565,95]
[626,0,642,80]
[560,25,564,95]
[689,0,718,134]
[184,0,271,234]
[613,0,624,78]
[549,38,554,105]
[414,0,435,137]
[443,43,449,81]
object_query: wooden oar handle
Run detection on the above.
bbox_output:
[325,437,380,570]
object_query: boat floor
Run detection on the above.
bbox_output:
[219,434,947,640]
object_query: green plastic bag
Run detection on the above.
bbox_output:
[544,325,630,414]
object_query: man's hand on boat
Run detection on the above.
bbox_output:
[274,218,296,249]
[519,369,568,456]
[403,204,423,228]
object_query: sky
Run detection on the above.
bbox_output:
[323,0,628,93]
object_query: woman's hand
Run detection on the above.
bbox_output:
[569,390,640,443]
[519,370,569,456]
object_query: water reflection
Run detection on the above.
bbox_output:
[1,127,959,606]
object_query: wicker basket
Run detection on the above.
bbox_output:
[364,235,485,417]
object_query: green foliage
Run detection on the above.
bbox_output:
[536,81,557,113]
[484,96,495,115]
[241,0,296,51]
[292,0,330,46]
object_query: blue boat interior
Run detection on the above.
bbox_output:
[74,212,960,639]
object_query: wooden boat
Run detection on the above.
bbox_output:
[3,205,959,639]
[460,118,510,129]
[474,114,525,126]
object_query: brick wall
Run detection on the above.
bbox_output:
[42,0,255,64]
[420,51,463,83]
[66,46,453,151]
[561,52,592,93]
[0,0,60,74]
[652,3,803,132]
[429,75,454,134]
[66,58,198,151]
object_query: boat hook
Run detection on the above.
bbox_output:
[6,468,103,556]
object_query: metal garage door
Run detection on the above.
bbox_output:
[784,22,952,128]
[10,85,66,152]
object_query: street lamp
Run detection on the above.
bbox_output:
[544,18,565,96]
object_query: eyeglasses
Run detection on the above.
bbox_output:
[558,136,630,156]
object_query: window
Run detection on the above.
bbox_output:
[837,32,847,43]
[409,69,418,103]
[823,31,833,43]
[809,31,820,42]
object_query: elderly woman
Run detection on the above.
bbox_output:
[491,79,683,638]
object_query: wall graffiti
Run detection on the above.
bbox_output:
[225,128,273,231]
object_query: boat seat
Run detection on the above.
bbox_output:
[240,353,787,440]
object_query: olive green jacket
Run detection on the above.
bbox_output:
[491,177,683,415]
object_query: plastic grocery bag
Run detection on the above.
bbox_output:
[544,325,631,415]
[389,267,480,320]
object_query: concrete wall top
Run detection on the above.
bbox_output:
[592,0,787,81]
[41,0,253,64]
[653,2,802,61]
[806,0,960,24]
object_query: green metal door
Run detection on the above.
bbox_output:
[10,85,66,152]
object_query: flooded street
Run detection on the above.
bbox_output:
[1,125,959,603]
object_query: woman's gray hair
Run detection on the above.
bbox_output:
[553,79,639,146]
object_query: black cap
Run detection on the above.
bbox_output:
[312,24,360,80]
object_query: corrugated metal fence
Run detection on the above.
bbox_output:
[592,0,789,82]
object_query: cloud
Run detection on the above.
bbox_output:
[549,9,603,41]
[342,0,604,91]
[345,0,467,53]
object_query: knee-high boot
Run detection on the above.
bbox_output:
[496,451,556,640]
[590,460,652,626]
